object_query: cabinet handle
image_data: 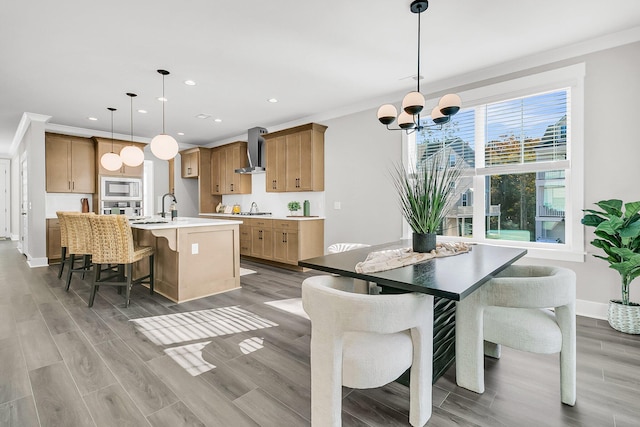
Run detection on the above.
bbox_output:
[188,167,191,174]
[216,185,219,192]
[231,183,234,192]
[283,232,287,243]
[72,181,75,190]
[68,181,71,189]
[272,180,276,189]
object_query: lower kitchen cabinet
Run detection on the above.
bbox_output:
[47,219,62,262]
[209,215,324,269]
[250,219,273,259]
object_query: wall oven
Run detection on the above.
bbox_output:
[101,177,142,200]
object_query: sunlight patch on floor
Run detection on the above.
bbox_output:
[264,298,309,320]
[164,341,216,376]
[130,306,278,345]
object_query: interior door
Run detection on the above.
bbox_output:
[20,157,28,256]
[0,159,8,238]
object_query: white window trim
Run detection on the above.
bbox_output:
[404,63,586,262]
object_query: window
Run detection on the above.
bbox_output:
[406,65,585,261]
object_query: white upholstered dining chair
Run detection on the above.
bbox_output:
[455,265,577,405]
[302,275,434,426]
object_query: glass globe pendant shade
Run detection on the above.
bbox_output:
[101,151,122,171]
[431,106,449,125]
[120,145,145,167]
[150,134,179,160]
[377,104,398,125]
[398,111,416,129]
[438,93,462,116]
[402,91,425,115]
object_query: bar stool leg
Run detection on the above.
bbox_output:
[88,263,100,307]
[149,254,154,295]
[124,263,133,308]
[65,254,76,291]
[58,247,67,279]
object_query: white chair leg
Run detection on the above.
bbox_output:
[310,329,344,426]
[555,303,576,406]
[483,341,501,359]
[409,306,433,427]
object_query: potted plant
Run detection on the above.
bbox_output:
[582,199,640,334]
[391,153,463,253]
[288,201,301,216]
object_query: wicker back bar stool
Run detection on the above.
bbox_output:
[87,215,154,308]
[64,212,95,291]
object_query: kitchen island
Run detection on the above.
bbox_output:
[131,217,242,303]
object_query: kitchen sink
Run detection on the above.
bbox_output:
[236,212,272,216]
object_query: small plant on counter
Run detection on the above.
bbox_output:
[288,201,301,216]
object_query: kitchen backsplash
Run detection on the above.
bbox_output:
[45,193,93,218]
[220,173,325,217]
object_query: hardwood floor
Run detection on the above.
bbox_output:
[0,240,639,426]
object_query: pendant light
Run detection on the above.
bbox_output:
[150,69,179,160]
[100,107,123,171]
[120,92,145,167]
[377,0,461,133]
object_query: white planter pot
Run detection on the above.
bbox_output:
[608,300,640,334]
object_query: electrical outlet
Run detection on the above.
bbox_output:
[334,201,341,210]
[191,243,199,255]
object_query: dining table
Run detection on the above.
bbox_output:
[298,240,527,381]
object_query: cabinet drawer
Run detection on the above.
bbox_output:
[273,220,298,230]
[252,219,272,228]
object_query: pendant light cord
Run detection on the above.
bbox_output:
[162,73,166,134]
[415,6,422,128]
[130,96,134,141]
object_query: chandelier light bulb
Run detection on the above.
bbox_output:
[402,91,425,115]
[101,152,122,171]
[431,106,449,125]
[398,111,416,129]
[120,145,145,167]
[377,104,398,125]
[438,93,462,116]
[151,134,179,160]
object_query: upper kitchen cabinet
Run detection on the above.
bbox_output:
[264,123,326,192]
[45,133,96,193]
[180,148,199,178]
[93,137,146,177]
[210,141,251,195]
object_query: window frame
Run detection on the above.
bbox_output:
[402,64,585,262]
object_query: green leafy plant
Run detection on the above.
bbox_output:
[391,154,463,234]
[582,199,640,305]
[288,201,300,212]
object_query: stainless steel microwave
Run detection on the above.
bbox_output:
[101,177,142,200]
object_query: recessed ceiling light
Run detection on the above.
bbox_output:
[177,132,185,136]
[157,97,168,102]
[184,80,196,86]
[88,117,98,121]
[137,109,148,114]
[214,118,222,123]
[267,98,278,103]
[196,113,211,119]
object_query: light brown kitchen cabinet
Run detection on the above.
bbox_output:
[250,218,273,259]
[210,141,251,195]
[265,135,286,192]
[93,137,145,177]
[239,221,252,256]
[180,148,199,178]
[46,218,62,261]
[263,123,326,192]
[273,220,299,264]
[46,133,96,193]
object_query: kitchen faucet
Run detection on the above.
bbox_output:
[161,193,177,218]
[249,202,259,214]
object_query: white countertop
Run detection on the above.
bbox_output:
[199,213,325,221]
[130,216,242,230]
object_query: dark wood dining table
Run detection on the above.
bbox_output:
[299,240,527,381]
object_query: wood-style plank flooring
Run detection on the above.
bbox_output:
[0,240,639,426]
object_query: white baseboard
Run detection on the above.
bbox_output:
[576,299,608,320]
[27,257,49,268]
[10,234,19,241]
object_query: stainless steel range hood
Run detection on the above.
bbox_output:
[235,126,268,174]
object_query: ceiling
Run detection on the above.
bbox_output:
[1,0,639,155]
